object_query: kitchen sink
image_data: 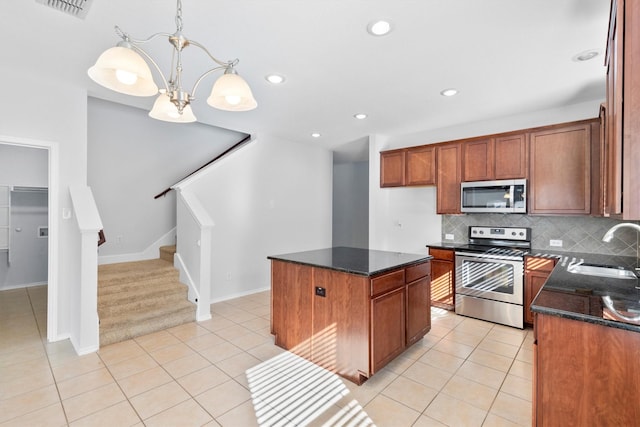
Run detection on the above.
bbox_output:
[567,263,637,280]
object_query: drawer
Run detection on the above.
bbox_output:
[405,261,431,283]
[525,256,557,272]
[428,248,455,262]
[371,269,405,297]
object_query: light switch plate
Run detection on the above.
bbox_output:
[550,239,563,247]
[445,234,454,240]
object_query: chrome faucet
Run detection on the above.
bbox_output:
[602,223,640,242]
[602,223,640,270]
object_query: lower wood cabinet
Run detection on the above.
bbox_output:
[524,256,557,325]
[427,247,455,310]
[534,313,640,425]
[271,259,431,384]
[371,286,406,372]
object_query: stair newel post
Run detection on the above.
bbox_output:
[174,189,213,321]
[69,186,102,353]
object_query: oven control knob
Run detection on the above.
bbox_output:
[519,232,524,236]
[479,230,484,234]
[511,231,516,236]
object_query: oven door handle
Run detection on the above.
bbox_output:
[455,251,522,261]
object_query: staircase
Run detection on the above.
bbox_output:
[98,245,196,346]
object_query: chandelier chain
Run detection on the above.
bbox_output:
[175,0,183,32]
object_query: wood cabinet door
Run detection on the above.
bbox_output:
[271,261,313,359]
[430,259,454,310]
[406,276,431,346]
[529,123,592,215]
[494,134,528,179]
[462,139,494,182]
[312,268,370,382]
[406,145,436,186]
[380,150,406,187]
[524,270,550,325]
[371,286,406,373]
[436,143,462,214]
[535,313,640,425]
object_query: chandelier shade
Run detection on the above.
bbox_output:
[87,0,257,123]
[207,72,258,112]
[149,94,197,123]
[87,46,158,97]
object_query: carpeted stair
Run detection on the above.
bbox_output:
[98,245,195,346]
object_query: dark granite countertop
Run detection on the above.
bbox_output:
[529,250,640,333]
[426,242,640,333]
[268,247,431,277]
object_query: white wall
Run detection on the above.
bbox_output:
[0,191,48,290]
[87,97,245,262]
[333,161,369,248]
[183,134,333,301]
[0,146,49,290]
[368,100,602,254]
[0,66,88,343]
[0,145,48,187]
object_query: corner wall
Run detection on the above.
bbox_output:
[183,134,333,302]
[0,66,88,343]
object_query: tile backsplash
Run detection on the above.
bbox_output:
[442,214,640,257]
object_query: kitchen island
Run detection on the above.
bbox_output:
[268,247,431,384]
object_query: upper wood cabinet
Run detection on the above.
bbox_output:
[406,145,436,186]
[494,134,528,179]
[462,135,527,182]
[529,122,593,215]
[462,139,493,181]
[436,143,462,214]
[380,146,436,187]
[604,0,640,219]
[380,149,405,187]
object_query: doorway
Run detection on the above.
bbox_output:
[0,137,58,342]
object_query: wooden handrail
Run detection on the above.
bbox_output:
[154,134,252,199]
[98,229,106,246]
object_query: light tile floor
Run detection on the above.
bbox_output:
[0,285,533,426]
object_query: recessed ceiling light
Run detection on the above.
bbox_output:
[265,74,285,84]
[367,20,392,36]
[354,113,368,120]
[311,132,321,138]
[440,88,458,97]
[573,49,600,62]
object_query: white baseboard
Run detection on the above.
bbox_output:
[209,286,270,304]
[98,228,176,265]
[0,281,48,291]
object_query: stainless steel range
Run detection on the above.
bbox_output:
[454,226,531,329]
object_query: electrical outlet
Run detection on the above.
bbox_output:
[550,239,563,247]
[445,234,455,240]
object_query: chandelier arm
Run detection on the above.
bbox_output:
[115,26,175,46]
[127,44,171,93]
[189,39,239,68]
[190,65,228,99]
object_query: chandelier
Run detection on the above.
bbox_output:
[88,0,257,123]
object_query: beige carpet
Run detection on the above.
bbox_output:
[98,245,196,346]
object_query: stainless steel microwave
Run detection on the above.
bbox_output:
[461,179,527,213]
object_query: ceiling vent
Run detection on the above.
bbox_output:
[35,0,94,19]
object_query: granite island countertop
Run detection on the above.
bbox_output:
[268,247,431,277]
